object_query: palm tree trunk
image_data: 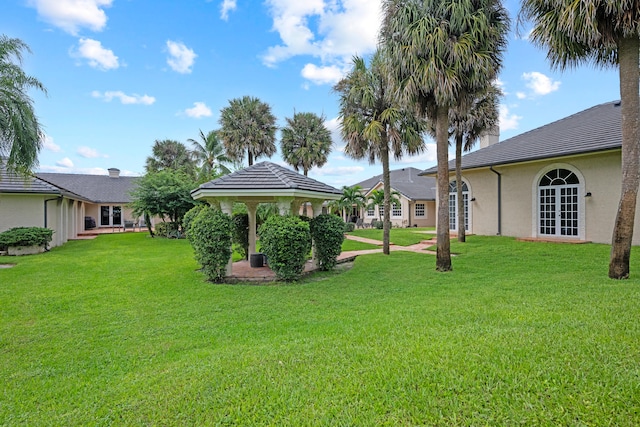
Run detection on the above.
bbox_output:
[436,106,452,271]
[248,150,254,166]
[609,35,640,279]
[381,135,391,255]
[456,135,466,243]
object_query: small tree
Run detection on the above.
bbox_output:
[258,215,311,281]
[189,207,233,283]
[309,214,345,271]
[129,170,197,237]
[232,212,250,260]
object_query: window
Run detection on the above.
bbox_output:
[366,206,375,217]
[378,205,384,218]
[415,203,425,217]
[392,202,402,217]
[538,168,579,237]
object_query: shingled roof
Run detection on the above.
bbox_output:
[353,167,436,201]
[37,171,140,203]
[193,161,342,196]
[421,100,623,175]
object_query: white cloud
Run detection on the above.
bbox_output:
[56,157,74,168]
[183,102,213,118]
[28,0,112,35]
[522,71,561,96]
[262,0,381,84]
[77,146,108,158]
[394,144,438,165]
[92,90,156,105]
[516,92,526,99]
[311,165,365,176]
[301,63,345,85]
[42,134,61,152]
[73,38,119,70]
[499,105,522,131]
[166,40,197,74]
[220,0,237,20]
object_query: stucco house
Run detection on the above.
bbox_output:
[421,100,639,244]
[0,164,140,248]
[353,167,436,227]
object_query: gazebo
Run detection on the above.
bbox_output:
[191,161,343,277]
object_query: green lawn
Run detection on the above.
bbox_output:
[348,226,435,246]
[1,233,639,425]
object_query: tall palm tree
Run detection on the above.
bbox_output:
[188,129,232,182]
[449,84,501,242]
[218,96,277,166]
[519,1,639,279]
[281,112,332,176]
[381,0,509,270]
[0,35,47,174]
[145,139,196,176]
[335,50,426,255]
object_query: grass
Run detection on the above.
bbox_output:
[349,226,435,246]
[1,233,640,425]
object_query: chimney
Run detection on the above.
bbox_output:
[480,125,499,149]
[108,168,120,178]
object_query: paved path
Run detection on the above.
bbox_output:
[338,234,437,263]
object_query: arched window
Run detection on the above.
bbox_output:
[538,168,579,236]
[449,180,469,232]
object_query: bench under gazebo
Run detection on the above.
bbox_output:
[191,161,343,279]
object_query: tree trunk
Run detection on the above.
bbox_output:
[436,106,452,271]
[609,35,640,279]
[456,135,466,242]
[248,150,254,166]
[381,136,391,255]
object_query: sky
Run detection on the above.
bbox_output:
[2,0,621,188]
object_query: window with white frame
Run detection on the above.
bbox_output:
[378,206,384,218]
[415,203,425,217]
[366,206,375,217]
[392,202,402,217]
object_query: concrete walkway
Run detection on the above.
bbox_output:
[338,234,437,263]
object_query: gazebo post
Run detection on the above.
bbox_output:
[219,198,234,277]
[276,197,294,215]
[246,202,258,256]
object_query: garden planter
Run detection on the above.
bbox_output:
[7,245,45,256]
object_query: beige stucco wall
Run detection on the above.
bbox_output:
[0,194,79,248]
[453,150,640,244]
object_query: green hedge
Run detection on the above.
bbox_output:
[183,204,207,239]
[310,214,345,271]
[258,215,311,281]
[0,227,53,249]
[189,208,233,283]
[154,221,179,238]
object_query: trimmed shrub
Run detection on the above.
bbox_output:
[343,222,355,232]
[183,204,207,239]
[189,208,233,283]
[310,214,345,271]
[258,215,311,281]
[154,221,179,238]
[0,227,53,249]
[374,220,384,229]
[232,213,249,260]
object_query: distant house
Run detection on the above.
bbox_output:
[0,164,141,248]
[421,100,639,244]
[353,167,436,227]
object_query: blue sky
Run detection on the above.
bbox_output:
[3,0,620,188]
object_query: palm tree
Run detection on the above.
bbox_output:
[449,84,501,242]
[331,185,367,222]
[218,96,277,166]
[367,188,401,223]
[145,139,196,176]
[335,50,426,255]
[188,129,232,182]
[281,112,332,176]
[518,2,639,279]
[0,35,47,174]
[380,0,509,270]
